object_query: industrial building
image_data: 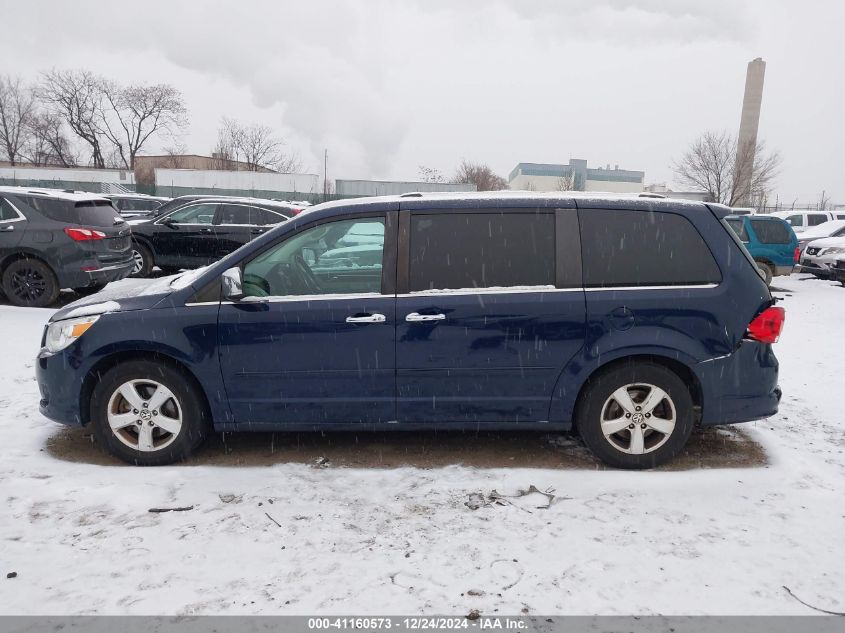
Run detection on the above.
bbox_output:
[508,159,644,193]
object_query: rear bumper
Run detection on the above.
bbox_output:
[773,265,795,276]
[695,340,780,425]
[56,258,134,289]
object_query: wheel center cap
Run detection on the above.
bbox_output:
[632,413,644,424]
[140,409,152,421]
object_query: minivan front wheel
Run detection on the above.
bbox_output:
[90,360,209,465]
[576,362,694,469]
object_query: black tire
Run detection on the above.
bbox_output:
[158,266,182,275]
[74,283,107,297]
[89,360,210,466]
[575,361,695,469]
[1,258,60,307]
[130,242,154,278]
[755,260,774,286]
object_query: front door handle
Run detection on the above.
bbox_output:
[406,312,446,322]
[346,313,386,324]
[250,227,266,235]
[0,225,14,232]
[199,228,213,233]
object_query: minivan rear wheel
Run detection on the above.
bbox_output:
[576,362,694,469]
[90,360,209,465]
[1,258,60,307]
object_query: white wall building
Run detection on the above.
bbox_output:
[508,159,644,193]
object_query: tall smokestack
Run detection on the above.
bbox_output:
[735,57,766,206]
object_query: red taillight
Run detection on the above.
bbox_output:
[64,227,106,241]
[291,208,303,216]
[794,247,800,263]
[747,306,785,344]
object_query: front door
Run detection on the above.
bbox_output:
[153,202,220,268]
[395,207,586,424]
[0,197,26,254]
[218,212,397,426]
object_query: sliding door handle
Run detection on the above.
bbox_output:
[346,313,386,324]
[406,312,446,322]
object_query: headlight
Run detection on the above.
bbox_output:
[824,247,845,255]
[45,316,100,353]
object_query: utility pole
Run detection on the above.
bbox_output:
[323,149,328,200]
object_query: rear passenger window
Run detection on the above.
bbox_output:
[785,214,803,227]
[580,209,721,287]
[218,205,255,225]
[808,214,828,227]
[750,219,790,244]
[408,212,555,292]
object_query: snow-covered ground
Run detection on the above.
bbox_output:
[0,275,843,615]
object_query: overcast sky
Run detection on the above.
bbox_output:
[2,0,842,203]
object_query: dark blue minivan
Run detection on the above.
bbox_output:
[36,193,784,469]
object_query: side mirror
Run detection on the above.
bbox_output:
[222,267,244,301]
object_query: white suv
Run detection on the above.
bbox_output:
[800,236,845,277]
[771,210,845,233]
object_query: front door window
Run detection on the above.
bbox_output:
[242,218,385,297]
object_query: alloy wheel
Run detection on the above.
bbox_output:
[10,266,47,302]
[106,379,183,452]
[131,249,144,275]
[599,383,676,455]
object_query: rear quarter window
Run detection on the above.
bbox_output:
[750,219,791,244]
[580,209,721,287]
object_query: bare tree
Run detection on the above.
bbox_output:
[672,130,781,207]
[212,117,301,172]
[451,160,508,191]
[556,173,576,191]
[418,165,445,183]
[39,69,109,167]
[98,80,187,169]
[0,75,37,165]
[24,111,77,167]
[161,142,189,169]
[817,190,830,211]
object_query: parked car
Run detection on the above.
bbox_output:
[105,194,171,218]
[768,210,845,233]
[724,214,799,284]
[831,259,845,285]
[36,193,784,469]
[128,197,300,276]
[0,187,133,307]
[796,219,845,253]
[798,236,845,278]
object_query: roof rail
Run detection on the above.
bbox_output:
[399,192,424,198]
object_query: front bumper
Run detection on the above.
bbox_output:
[36,344,90,426]
[799,254,843,277]
[695,340,780,425]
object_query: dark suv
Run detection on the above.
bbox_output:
[36,193,783,468]
[0,187,133,307]
[128,197,299,276]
